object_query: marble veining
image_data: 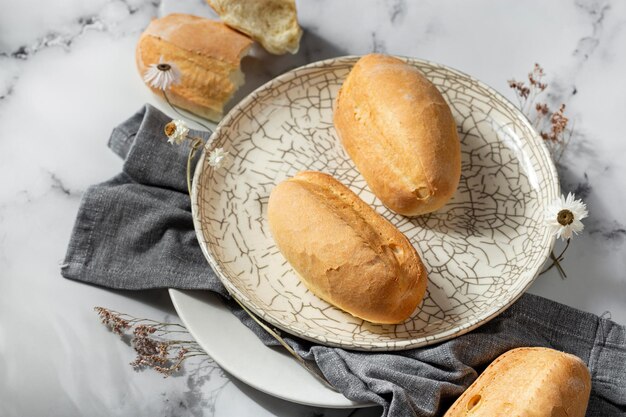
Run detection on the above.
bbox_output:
[1,0,625,415]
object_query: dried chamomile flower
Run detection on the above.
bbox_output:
[144,56,181,90]
[208,147,229,168]
[545,193,588,240]
[164,119,189,145]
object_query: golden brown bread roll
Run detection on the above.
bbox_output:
[444,347,591,417]
[334,54,461,216]
[267,171,427,324]
[136,14,253,121]
[206,0,302,55]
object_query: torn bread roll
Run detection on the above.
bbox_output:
[136,14,253,121]
[268,171,427,324]
[206,0,302,55]
[334,54,461,216]
[444,347,591,417]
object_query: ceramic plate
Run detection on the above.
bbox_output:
[169,289,372,408]
[190,56,559,351]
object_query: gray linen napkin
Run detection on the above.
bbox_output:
[62,105,626,417]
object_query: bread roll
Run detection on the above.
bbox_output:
[267,171,427,324]
[444,347,591,417]
[334,54,461,216]
[136,14,253,121]
[206,0,302,55]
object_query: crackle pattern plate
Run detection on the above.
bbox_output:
[190,56,559,351]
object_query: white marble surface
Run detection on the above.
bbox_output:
[1,0,625,415]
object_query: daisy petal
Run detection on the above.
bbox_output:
[544,193,588,240]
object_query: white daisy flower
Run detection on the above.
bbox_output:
[208,147,229,168]
[545,192,588,240]
[164,120,189,145]
[143,56,181,90]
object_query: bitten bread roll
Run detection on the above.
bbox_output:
[267,171,427,324]
[444,347,591,417]
[206,0,302,55]
[136,14,253,121]
[334,54,461,216]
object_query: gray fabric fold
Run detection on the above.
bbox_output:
[62,105,227,294]
[62,105,626,417]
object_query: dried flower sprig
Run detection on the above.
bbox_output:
[144,57,231,188]
[94,307,208,377]
[542,104,569,143]
[539,193,588,279]
[509,64,587,279]
[207,147,230,168]
[508,63,572,162]
[546,192,588,241]
[162,119,228,193]
[143,56,214,133]
[143,56,181,91]
[508,63,547,111]
[95,306,131,335]
[508,64,588,278]
[164,119,189,145]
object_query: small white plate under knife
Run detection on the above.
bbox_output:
[169,289,369,408]
[170,56,559,407]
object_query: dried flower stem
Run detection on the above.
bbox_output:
[187,137,204,194]
[538,238,570,279]
[94,307,207,377]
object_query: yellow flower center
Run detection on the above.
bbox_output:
[557,209,574,226]
[157,63,171,72]
[164,122,176,137]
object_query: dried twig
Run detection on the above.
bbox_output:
[508,63,571,162]
[94,307,206,377]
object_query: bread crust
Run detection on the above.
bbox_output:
[136,14,253,121]
[334,54,461,216]
[268,171,428,324]
[444,347,591,417]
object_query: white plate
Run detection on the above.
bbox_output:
[169,289,371,408]
[190,56,559,350]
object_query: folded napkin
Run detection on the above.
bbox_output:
[62,105,626,417]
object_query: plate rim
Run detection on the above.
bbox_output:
[191,55,559,351]
[168,288,374,408]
